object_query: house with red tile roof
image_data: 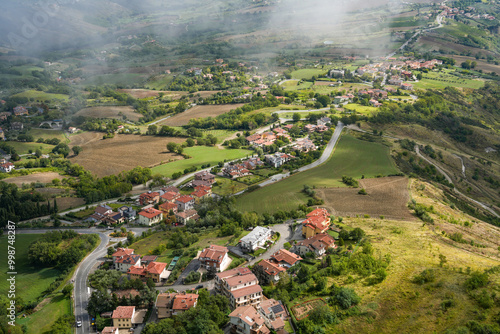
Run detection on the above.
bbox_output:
[292,233,336,257]
[0,162,15,173]
[138,191,160,205]
[112,306,135,328]
[215,267,262,309]
[160,191,180,203]
[175,209,199,225]
[190,189,210,202]
[138,208,163,226]
[199,245,230,272]
[158,202,178,215]
[229,299,287,334]
[194,171,215,184]
[128,261,169,282]
[255,259,286,283]
[270,249,302,268]
[194,185,212,194]
[112,248,134,263]
[155,292,199,318]
[101,327,119,334]
[302,208,331,238]
[175,195,195,211]
[115,254,141,273]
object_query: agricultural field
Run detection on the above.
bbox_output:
[117,89,186,99]
[74,106,143,122]
[0,235,62,303]
[235,134,400,214]
[291,69,328,80]
[291,298,328,321]
[5,141,56,155]
[317,176,414,220]
[160,104,245,127]
[152,146,252,177]
[69,132,186,177]
[28,129,68,143]
[413,70,485,90]
[343,103,379,116]
[10,90,69,102]
[2,172,63,187]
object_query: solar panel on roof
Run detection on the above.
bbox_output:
[270,305,284,314]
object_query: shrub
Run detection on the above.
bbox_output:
[358,188,367,195]
[333,287,361,309]
[412,269,436,285]
[465,271,488,291]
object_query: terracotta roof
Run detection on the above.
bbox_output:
[101,327,118,334]
[138,208,162,219]
[161,186,179,193]
[271,249,302,266]
[112,306,135,319]
[229,305,265,327]
[199,245,228,263]
[147,261,167,275]
[175,209,198,219]
[307,207,329,218]
[194,185,211,192]
[216,267,252,280]
[141,255,158,263]
[127,266,146,275]
[172,294,198,310]
[159,202,177,212]
[115,254,141,265]
[230,284,263,299]
[112,248,134,258]
[191,189,209,198]
[156,293,176,308]
[225,272,258,288]
[256,259,286,276]
[176,195,194,203]
[161,191,180,201]
[296,233,335,251]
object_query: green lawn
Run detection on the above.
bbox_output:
[11,90,69,102]
[0,235,62,303]
[291,69,328,80]
[152,146,252,177]
[17,293,71,334]
[343,103,379,116]
[235,135,399,214]
[6,141,55,155]
[212,177,248,196]
[29,129,68,143]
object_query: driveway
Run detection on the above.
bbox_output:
[175,259,201,285]
[248,222,294,266]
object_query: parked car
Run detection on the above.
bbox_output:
[76,318,82,327]
[196,284,204,289]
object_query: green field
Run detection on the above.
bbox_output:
[6,141,55,155]
[17,293,71,334]
[413,71,485,90]
[343,103,379,115]
[235,135,399,214]
[212,177,248,196]
[0,235,62,303]
[291,69,328,80]
[11,90,69,102]
[152,146,252,177]
[29,129,68,143]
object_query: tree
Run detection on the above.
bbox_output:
[186,138,195,147]
[350,228,365,242]
[293,113,301,122]
[166,142,178,153]
[72,145,83,156]
[62,283,73,297]
[107,247,115,257]
[147,125,158,135]
[176,146,184,155]
[333,287,361,309]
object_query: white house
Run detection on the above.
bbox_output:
[137,208,163,226]
[0,162,15,173]
[239,226,273,252]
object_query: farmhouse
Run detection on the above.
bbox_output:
[401,82,413,90]
[302,208,331,238]
[199,245,231,272]
[175,209,199,224]
[0,162,15,173]
[239,226,273,252]
[155,292,199,318]
[137,208,163,226]
[292,233,336,257]
[176,195,195,211]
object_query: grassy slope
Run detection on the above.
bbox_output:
[152,146,252,177]
[0,235,61,302]
[330,179,500,333]
[6,141,56,155]
[235,134,399,214]
[17,293,71,334]
[11,90,69,101]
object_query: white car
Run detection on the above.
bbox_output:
[76,319,82,327]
